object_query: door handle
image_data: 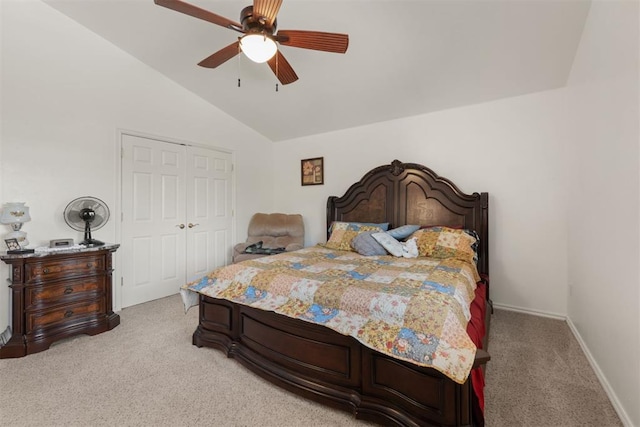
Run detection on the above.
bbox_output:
[188,223,199,228]
[176,224,185,229]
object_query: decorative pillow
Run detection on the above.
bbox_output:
[371,232,404,257]
[328,221,389,233]
[387,224,420,240]
[420,224,463,229]
[351,231,388,256]
[410,226,479,263]
[325,222,383,251]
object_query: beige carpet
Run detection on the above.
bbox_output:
[484,309,621,426]
[0,295,622,427]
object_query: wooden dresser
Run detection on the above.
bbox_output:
[0,244,120,358]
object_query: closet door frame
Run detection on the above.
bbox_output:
[114,129,236,311]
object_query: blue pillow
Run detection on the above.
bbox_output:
[387,224,420,240]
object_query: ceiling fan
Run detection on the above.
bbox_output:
[154,0,349,85]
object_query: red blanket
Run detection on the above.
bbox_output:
[466,282,488,425]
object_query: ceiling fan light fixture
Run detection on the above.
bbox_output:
[240,34,277,63]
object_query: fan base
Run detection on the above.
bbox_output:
[81,239,105,247]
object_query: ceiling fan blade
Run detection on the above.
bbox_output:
[154,0,243,32]
[253,0,282,28]
[267,51,298,85]
[275,30,349,54]
[198,41,241,68]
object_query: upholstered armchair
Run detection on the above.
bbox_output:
[233,213,304,263]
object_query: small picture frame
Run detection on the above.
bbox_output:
[301,157,324,186]
[5,238,20,251]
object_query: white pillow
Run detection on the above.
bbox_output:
[371,232,404,257]
[402,237,419,258]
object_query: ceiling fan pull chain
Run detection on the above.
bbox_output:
[237,44,242,88]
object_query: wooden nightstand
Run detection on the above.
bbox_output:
[0,244,120,358]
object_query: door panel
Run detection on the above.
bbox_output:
[186,147,233,280]
[122,134,187,307]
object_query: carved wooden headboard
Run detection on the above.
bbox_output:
[326,160,489,276]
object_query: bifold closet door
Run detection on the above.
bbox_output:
[121,135,234,308]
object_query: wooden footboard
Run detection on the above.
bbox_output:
[194,295,485,427]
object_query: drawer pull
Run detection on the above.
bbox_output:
[64,287,73,295]
[43,268,50,274]
[87,263,93,268]
[64,310,74,318]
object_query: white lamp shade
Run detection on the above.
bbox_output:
[0,202,31,224]
[240,34,278,63]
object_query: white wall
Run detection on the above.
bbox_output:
[273,2,639,424]
[0,0,274,330]
[0,2,4,263]
[565,1,639,425]
[273,89,571,317]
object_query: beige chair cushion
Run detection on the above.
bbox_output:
[233,213,304,263]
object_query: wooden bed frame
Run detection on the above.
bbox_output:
[193,160,491,426]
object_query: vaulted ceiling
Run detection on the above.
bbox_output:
[43,0,591,142]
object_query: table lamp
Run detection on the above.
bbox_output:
[1,202,31,248]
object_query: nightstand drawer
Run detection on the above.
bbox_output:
[26,299,105,332]
[25,255,104,283]
[25,277,106,308]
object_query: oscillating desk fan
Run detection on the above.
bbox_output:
[63,196,110,247]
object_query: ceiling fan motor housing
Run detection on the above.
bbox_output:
[240,6,277,35]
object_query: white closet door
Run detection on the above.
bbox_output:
[185,146,233,281]
[121,134,187,307]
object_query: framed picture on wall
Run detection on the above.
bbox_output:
[301,157,324,186]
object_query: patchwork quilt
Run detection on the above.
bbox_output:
[183,245,481,384]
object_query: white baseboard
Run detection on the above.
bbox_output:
[491,302,634,426]
[491,302,566,320]
[566,318,634,427]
